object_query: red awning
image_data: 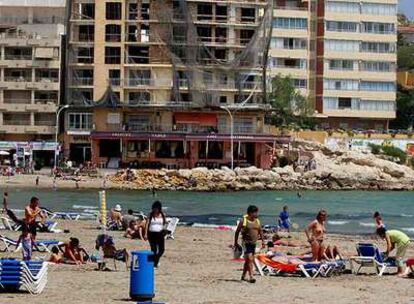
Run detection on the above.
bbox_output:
[174,112,217,126]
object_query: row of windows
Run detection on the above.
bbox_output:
[324,79,395,91]
[325,40,396,53]
[324,97,395,111]
[326,21,395,34]
[270,37,307,49]
[325,1,397,16]
[327,60,394,72]
[273,17,307,29]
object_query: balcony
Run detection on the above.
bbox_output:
[3,120,31,126]
[72,77,94,86]
[109,78,121,86]
[4,54,32,61]
[3,98,31,104]
[125,78,153,87]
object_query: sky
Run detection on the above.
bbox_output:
[399,0,414,20]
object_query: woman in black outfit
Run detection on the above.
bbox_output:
[144,201,166,268]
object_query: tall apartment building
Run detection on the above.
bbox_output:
[65,0,286,169]
[0,0,66,167]
[269,0,397,130]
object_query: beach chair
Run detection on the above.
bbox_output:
[0,260,48,294]
[0,235,60,253]
[0,216,21,231]
[165,217,179,240]
[254,254,338,278]
[0,236,19,252]
[41,208,81,221]
[349,243,397,276]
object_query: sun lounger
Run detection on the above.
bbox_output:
[0,235,61,253]
[254,254,342,278]
[41,208,81,221]
[0,260,48,294]
[349,243,397,276]
[0,216,21,231]
[165,217,179,240]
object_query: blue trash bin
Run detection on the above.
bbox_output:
[130,250,155,301]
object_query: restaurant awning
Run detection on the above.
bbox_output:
[91,131,291,144]
[174,112,217,126]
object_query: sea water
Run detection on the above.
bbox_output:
[3,188,414,236]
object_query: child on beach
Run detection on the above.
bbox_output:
[278,205,291,233]
[234,205,264,283]
[49,246,62,264]
[373,211,385,229]
[16,225,33,261]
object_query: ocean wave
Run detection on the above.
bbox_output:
[208,217,218,221]
[359,222,375,227]
[275,198,283,201]
[328,220,349,226]
[73,205,98,209]
[402,227,414,233]
[401,213,414,218]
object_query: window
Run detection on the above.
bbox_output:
[197,4,212,20]
[216,5,227,22]
[241,8,255,23]
[80,3,95,19]
[77,47,94,64]
[326,21,358,32]
[273,17,307,29]
[109,69,120,86]
[325,1,359,13]
[105,24,121,42]
[272,58,307,69]
[128,92,150,105]
[360,81,395,92]
[128,3,138,20]
[324,79,359,91]
[126,46,149,64]
[68,113,93,130]
[293,79,307,88]
[361,61,393,72]
[338,97,352,109]
[105,47,121,64]
[141,3,149,20]
[106,2,122,20]
[271,37,307,49]
[360,100,395,111]
[78,25,94,42]
[361,3,397,15]
[325,39,359,52]
[361,42,395,53]
[362,22,395,34]
[328,59,355,70]
[219,96,227,104]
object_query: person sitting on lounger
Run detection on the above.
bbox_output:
[272,233,306,248]
[122,209,136,230]
[304,209,327,261]
[49,246,62,264]
[96,234,130,270]
[59,237,86,265]
[377,227,410,276]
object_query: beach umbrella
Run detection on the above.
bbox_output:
[0,151,10,156]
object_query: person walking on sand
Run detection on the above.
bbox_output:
[24,196,45,240]
[144,201,166,268]
[16,224,33,261]
[304,209,327,261]
[234,205,264,283]
[377,227,410,276]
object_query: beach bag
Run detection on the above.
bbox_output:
[233,244,243,259]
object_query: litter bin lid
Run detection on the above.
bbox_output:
[131,250,153,256]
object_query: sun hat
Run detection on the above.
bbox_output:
[114,204,122,212]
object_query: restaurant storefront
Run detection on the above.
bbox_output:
[90,131,290,169]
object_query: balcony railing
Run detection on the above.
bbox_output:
[4,54,32,60]
[125,78,152,86]
[274,5,308,11]
[3,99,31,104]
[4,76,31,82]
[3,120,31,126]
[34,120,56,126]
[34,99,58,104]
[36,77,59,83]
[109,78,121,86]
[105,34,122,42]
[72,77,94,86]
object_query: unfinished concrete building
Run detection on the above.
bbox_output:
[65,0,286,168]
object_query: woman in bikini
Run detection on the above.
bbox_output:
[304,209,327,261]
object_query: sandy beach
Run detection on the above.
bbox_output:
[0,220,413,304]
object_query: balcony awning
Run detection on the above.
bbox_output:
[90,131,290,144]
[174,112,217,126]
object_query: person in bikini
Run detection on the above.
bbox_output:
[304,209,327,261]
[234,205,264,283]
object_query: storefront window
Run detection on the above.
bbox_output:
[155,141,185,158]
[198,141,223,159]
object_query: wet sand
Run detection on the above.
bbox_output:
[0,220,413,304]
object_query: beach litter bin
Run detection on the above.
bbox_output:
[130,250,155,301]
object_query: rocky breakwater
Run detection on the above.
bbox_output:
[109,144,414,191]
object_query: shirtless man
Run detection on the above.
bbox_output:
[25,197,45,240]
[304,209,327,261]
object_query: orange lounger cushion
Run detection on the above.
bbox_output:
[256,254,299,272]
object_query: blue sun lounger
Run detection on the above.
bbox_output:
[0,259,48,294]
[41,208,81,221]
[0,235,61,253]
[349,243,397,276]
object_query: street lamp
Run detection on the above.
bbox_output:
[54,104,70,175]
